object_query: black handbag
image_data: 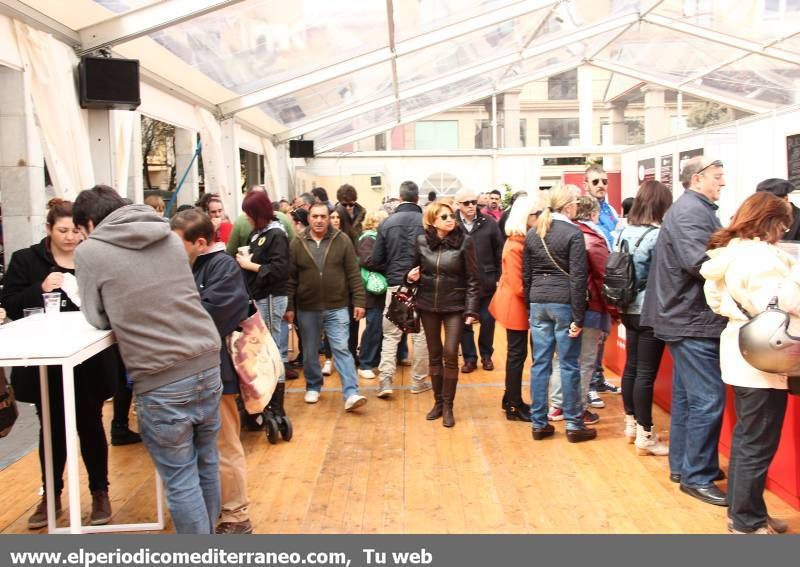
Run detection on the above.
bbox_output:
[0,368,18,439]
[386,284,420,334]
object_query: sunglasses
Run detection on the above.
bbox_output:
[697,160,724,175]
[591,178,609,186]
[341,203,355,208]
[460,200,478,206]
[439,213,456,220]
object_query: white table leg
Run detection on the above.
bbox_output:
[61,363,82,534]
[39,365,57,533]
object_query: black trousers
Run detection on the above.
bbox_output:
[112,362,132,427]
[35,375,109,493]
[505,329,529,401]
[620,314,665,428]
[728,386,788,532]
[420,310,464,373]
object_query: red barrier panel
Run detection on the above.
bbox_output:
[605,322,800,510]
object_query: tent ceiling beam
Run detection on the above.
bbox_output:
[217,0,558,116]
[0,0,80,46]
[589,59,773,114]
[278,13,637,142]
[642,13,800,67]
[316,59,578,153]
[386,0,401,124]
[76,0,246,55]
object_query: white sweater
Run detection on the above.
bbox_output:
[701,238,800,390]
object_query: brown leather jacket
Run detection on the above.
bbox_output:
[411,227,481,316]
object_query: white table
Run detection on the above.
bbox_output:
[0,311,164,534]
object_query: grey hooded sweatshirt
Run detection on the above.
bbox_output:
[75,204,220,395]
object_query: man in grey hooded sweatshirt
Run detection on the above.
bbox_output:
[73,185,222,534]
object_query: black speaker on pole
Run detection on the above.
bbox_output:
[78,56,141,110]
[289,139,315,158]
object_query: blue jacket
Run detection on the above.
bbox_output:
[192,248,251,394]
[615,225,660,315]
[640,190,726,338]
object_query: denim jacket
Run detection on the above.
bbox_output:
[615,224,659,315]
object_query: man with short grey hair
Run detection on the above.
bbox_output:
[642,155,728,507]
[366,181,431,398]
[453,188,502,372]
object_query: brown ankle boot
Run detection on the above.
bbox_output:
[28,493,62,530]
[89,490,112,525]
[426,375,444,420]
[441,374,458,428]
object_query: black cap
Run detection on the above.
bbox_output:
[756,178,795,197]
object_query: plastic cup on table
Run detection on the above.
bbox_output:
[42,292,61,315]
[23,307,44,317]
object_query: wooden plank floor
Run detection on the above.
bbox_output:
[2,329,799,534]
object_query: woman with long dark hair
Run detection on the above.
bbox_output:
[618,180,673,455]
[407,202,481,427]
[1,199,118,528]
[701,191,795,534]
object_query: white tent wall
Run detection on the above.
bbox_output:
[620,105,800,225]
[0,15,22,69]
[297,154,542,214]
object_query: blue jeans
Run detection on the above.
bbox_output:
[460,295,495,361]
[257,295,288,383]
[358,306,384,369]
[297,307,360,399]
[529,303,584,430]
[135,367,222,534]
[666,337,725,487]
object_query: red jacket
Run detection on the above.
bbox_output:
[578,222,611,315]
[489,235,528,331]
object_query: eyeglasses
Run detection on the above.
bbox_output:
[697,160,724,175]
[459,200,478,206]
[591,178,609,186]
[439,213,456,220]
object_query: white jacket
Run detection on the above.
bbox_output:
[701,238,800,390]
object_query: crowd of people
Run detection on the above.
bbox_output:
[1,156,797,536]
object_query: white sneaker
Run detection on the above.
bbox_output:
[304,390,320,404]
[358,368,376,379]
[377,377,393,398]
[344,394,367,412]
[321,360,333,376]
[588,390,605,408]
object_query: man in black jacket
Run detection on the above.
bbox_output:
[453,188,502,372]
[641,156,728,507]
[171,209,253,534]
[367,181,431,398]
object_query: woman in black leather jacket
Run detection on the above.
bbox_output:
[407,202,480,427]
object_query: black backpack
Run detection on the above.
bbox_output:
[602,227,655,309]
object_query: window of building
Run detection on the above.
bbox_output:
[476,118,527,148]
[547,70,577,100]
[374,132,387,151]
[538,118,579,146]
[599,117,644,145]
[415,121,458,150]
[421,172,462,196]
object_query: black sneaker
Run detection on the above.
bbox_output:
[582,410,600,425]
[111,425,142,446]
[595,380,620,394]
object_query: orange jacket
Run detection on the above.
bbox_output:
[489,235,528,331]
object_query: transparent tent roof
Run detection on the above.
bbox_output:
[10,0,800,151]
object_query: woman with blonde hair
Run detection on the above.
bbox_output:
[489,194,543,421]
[356,210,389,378]
[407,202,481,427]
[144,195,165,216]
[523,184,594,442]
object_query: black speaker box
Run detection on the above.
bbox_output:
[79,56,141,110]
[289,139,314,158]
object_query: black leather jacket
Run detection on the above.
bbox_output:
[411,227,481,316]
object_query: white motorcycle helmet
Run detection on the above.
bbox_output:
[738,297,800,375]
